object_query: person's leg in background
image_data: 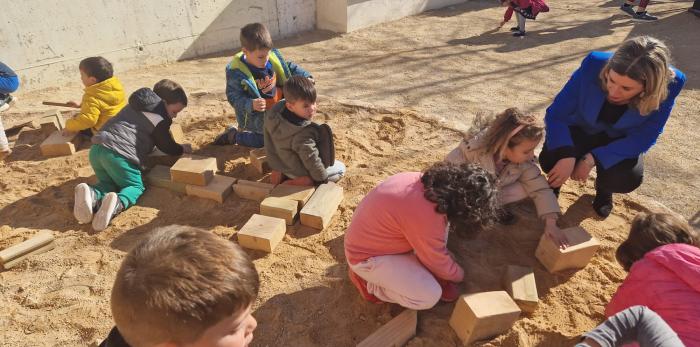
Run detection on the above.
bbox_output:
[514,12,527,37]
[621,0,657,20]
[591,155,643,218]
[0,74,20,158]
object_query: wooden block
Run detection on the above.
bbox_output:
[170,123,185,143]
[357,309,417,347]
[170,155,217,186]
[145,165,187,193]
[249,148,270,174]
[40,131,78,156]
[233,180,275,202]
[237,179,275,189]
[237,214,286,252]
[269,185,315,210]
[186,175,237,203]
[36,110,66,132]
[502,265,538,313]
[535,226,601,273]
[3,242,55,269]
[0,230,54,268]
[449,291,521,345]
[260,197,298,225]
[300,182,343,230]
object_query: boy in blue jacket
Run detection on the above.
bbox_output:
[214,22,312,148]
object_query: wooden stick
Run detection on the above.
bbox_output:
[2,242,55,269]
[0,230,54,267]
[42,101,80,108]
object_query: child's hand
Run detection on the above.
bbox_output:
[544,223,569,249]
[181,143,193,154]
[282,176,314,186]
[252,98,266,112]
[547,157,575,188]
[66,101,80,108]
[270,170,283,185]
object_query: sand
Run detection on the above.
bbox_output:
[1,0,698,346]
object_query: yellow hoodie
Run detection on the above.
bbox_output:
[65,76,126,133]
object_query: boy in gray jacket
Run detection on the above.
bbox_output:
[264,76,345,186]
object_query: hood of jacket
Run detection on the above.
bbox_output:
[645,243,700,293]
[128,87,169,119]
[265,100,312,139]
[85,76,125,107]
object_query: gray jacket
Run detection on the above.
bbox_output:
[264,101,327,182]
[92,88,183,168]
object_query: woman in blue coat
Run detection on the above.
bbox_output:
[539,36,685,218]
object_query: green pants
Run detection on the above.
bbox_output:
[89,144,144,209]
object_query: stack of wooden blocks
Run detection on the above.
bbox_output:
[146,155,238,204]
[38,110,83,157]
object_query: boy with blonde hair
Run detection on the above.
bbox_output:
[214,22,312,148]
[99,225,260,347]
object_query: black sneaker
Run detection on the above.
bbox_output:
[634,11,658,21]
[213,127,238,146]
[593,192,613,218]
[497,209,518,225]
[510,27,520,32]
[513,30,526,37]
[620,4,636,16]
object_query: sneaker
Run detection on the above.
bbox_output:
[92,192,124,231]
[513,30,526,37]
[620,4,636,16]
[213,127,238,146]
[437,278,460,302]
[510,26,520,32]
[348,268,383,304]
[74,183,98,224]
[497,209,518,225]
[634,11,658,21]
[593,191,613,218]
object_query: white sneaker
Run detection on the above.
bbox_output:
[74,183,95,224]
[92,192,123,231]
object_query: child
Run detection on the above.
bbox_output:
[264,76,345,186]
[445,108,567,247]
[344,162,499,309]
[577,306,682,347]
[606,213,700,346]
[0,60,20,159]
[214,22,312,148]
[99,225,259,347]
[498,0,549,37]
[620,0,658,21]
[64,57,126,135]
[74,79,190,231]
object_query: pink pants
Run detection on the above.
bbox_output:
[349,253,442,310]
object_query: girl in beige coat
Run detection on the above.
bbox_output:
[446,108,568,247]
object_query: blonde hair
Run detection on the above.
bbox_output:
[468,108,544,158]
[111,225,259,347]
[599,36,675,116]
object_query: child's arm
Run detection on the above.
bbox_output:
[293,137,328,183]
[64,94,101,132]
[405,219,464,283]
[580,306,682,347]
[225,69,255,115]
[286,60,312,79]
[503,6,514,22]
[152,121,185,156]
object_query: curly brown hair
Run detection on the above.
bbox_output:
[421,162,499,231]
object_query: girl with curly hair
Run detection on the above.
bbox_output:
[344,162,499,309]
[446,107,567,247]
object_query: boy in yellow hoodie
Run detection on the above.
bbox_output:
[64,57,126,134]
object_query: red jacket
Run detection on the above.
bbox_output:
[503,0,549,21]
[606,244,700,346]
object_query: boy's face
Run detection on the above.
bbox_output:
[242,48,270,69]
[182,306,257,347]
[79,69,98,87]
[286,99,317,120]
[166,102,186,118]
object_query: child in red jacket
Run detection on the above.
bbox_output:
[498,0,549,37]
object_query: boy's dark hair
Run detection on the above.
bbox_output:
[110,225,259,346]
[240,23,273,51]
[79,56,113,82]
[421,162,499,231]
[616,213,698,271]
[153,79,188,106]
[284,76,316,103]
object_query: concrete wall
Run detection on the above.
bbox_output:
[1,0,315,91]
[318,0,467,33]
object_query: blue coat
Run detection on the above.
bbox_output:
[544,51,685,169]
[225,49,311,134]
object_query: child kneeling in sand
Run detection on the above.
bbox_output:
[344,162,499,309]
[445,107,568,247]
[264,75,345,186]
[73,80,190,231]
[99,225,259,347]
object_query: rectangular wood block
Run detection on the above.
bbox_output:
[249,148,270,174]
[186,175,237,203]
[237,214,286,252]
[36,110,65,132]
[3,242,55,269]
[502,265,538,313]
[0,230,54,266]
[170,123,185,143]
[357,309,417,347]
[269,185,315,210]
[300,182,344,230]
[170,155,217,186]
[260,197,298,225]
[40,131,78,157]
[233,180,275,201]
[535,226,601,273]
[146,165,187,194]
[449,291,521,345]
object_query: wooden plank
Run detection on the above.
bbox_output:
[170,123,185,143]
[249,148,270,174]
[145,165,186,194]
[269,185,315,210]
[170,155,217,186]
[260,197,298,225]
[237,214,286,252]
[449,291,521,345]
[3,242,55,269]
[237,179,275,189]
[0,230,54,266]
[40,130,79,157]
[300,182,344,230]
[357,310,417,347]
[233,183,273,202]
[502,265,538,313]
[535,226,600,273]
[186,175,237,203]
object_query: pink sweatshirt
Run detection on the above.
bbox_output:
[503,0,549,21]
[606,243,700,346]
[344,172,464,283]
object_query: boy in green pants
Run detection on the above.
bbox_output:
[74,79,190,231]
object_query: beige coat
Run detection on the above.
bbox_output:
[445,135,560,218]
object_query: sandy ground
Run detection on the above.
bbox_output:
[1,0,698,346]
